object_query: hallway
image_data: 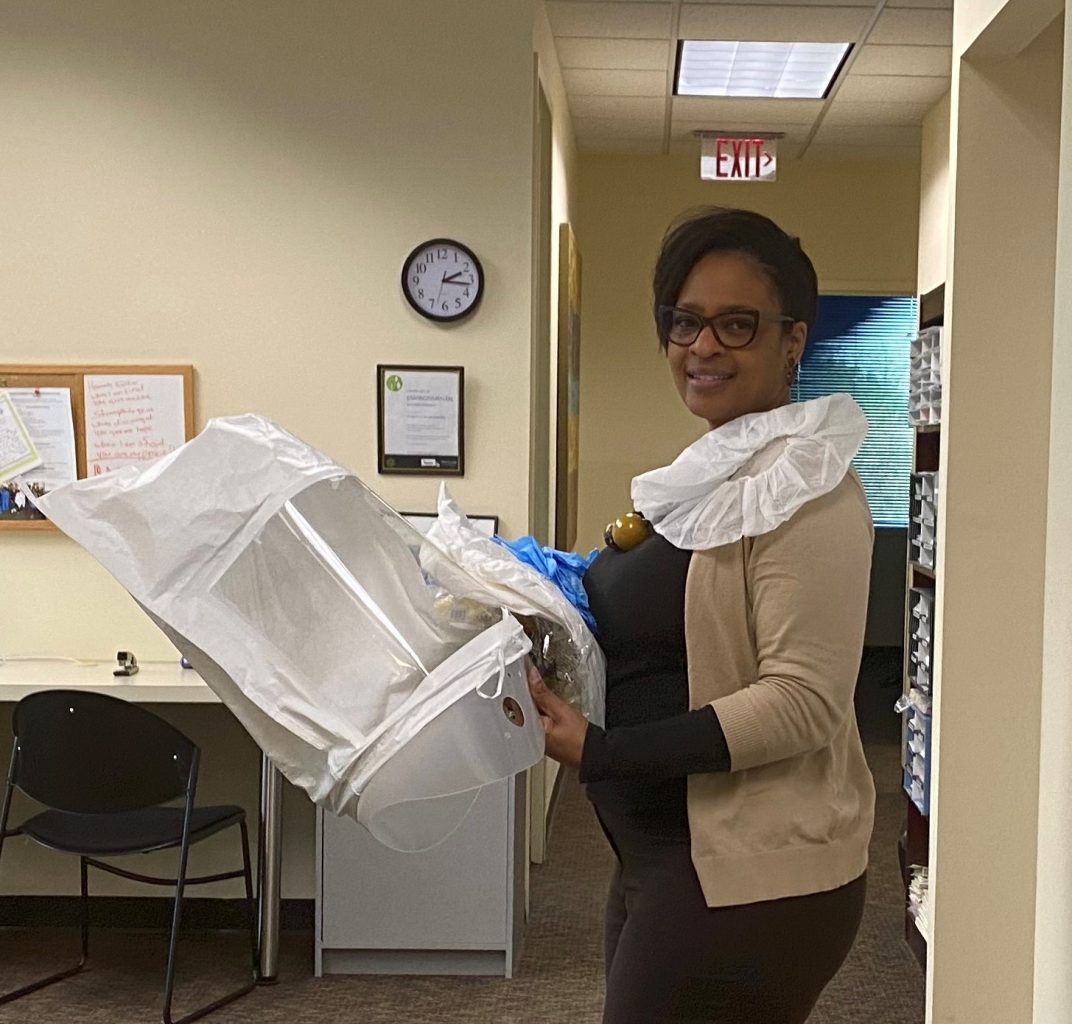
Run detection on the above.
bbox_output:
[0,655,924,1023]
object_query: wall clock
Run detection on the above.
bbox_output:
[401,238,484,322]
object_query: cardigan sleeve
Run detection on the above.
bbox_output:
[710,476,874,772]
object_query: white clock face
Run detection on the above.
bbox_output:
[402,239,484,322]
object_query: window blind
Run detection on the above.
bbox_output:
[791,295,918,529]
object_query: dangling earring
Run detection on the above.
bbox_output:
[785,361,797,386]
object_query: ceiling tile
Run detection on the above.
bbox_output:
[577,136,665,155]
[672,120,814,142]
[803,142,921,161]
[673,95,823,123]
[679,4,870,42]
[869,8,953,45]
[683,0,873,6]
[569,95,667,118]
[573,114,665,138]
[822,99,933,124]
[812,123,923,145]
[555,37,670,70]
[886,0,952,9]
[836,73,950,103]
[546,2,673,39]
[563,68,668,96]
[852,43,952,76]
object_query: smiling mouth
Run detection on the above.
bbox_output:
[687,370,734,384]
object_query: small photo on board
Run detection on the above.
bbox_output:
[0,479,47,520]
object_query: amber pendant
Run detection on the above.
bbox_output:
[604,510,653,552]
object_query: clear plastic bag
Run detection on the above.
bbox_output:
[423,485,606,727]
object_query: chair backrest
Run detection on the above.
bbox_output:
[10,690,198,813]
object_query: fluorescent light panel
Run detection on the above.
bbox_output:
[677,40,852,99]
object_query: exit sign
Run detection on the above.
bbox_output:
[700,136,779,182]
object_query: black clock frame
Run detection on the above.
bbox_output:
[401,237,485,323]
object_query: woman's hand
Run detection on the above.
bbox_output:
[526,660,589,769]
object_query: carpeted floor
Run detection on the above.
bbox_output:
[0,649,923,1023]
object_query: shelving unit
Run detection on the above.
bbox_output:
[899,282,944,971]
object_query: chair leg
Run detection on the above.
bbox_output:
[240,819,261,981]
[0,847,89,1006]
[80,856,90,964]
[161,822,259,1024]
[161,823,191,1024]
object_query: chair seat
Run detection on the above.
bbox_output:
[19,805,245,856]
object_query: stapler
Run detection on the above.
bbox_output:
[114,650,139,677]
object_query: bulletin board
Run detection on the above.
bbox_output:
[0,364,195,532]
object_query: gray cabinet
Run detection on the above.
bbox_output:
[316,774,527,977]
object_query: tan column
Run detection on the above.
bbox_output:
[1033,8,1072,1022]
[929,3,1065,1021]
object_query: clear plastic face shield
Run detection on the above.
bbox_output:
[39,416,548,851]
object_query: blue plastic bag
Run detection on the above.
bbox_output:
[492,536,599,634]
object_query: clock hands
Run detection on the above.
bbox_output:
[440,271,474,286]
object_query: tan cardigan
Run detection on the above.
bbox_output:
[684,469,876,908]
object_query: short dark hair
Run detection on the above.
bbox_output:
[652,208,818,350]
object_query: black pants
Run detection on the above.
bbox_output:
[597,806,866,1024]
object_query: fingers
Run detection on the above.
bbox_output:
[528,677,564,718]
[525,659,556,712]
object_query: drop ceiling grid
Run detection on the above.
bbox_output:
[548,0,950,158]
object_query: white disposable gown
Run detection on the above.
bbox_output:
[38,415,545,852]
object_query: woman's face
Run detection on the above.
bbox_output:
[666,250,807,430]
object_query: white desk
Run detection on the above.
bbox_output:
[0,661,218,703]
[0,660,285,983]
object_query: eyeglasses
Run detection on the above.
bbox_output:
[656,305,794,349]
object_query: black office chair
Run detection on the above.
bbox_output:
[0,689,259,1024]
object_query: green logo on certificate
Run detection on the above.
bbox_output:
[385,375,403,392]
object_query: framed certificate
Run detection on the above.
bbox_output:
[377,365,464,475]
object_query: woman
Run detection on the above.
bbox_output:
[529,208,875,1024]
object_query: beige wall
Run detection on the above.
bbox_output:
[918,94,952,296]
[1034,12,1072,1019]
[0,0,538,898]
[928,5,1065,1021]
[573,152,919,645]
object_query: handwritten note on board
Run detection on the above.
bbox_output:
[84,375,187,477]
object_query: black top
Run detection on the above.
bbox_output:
[581,531,731,833]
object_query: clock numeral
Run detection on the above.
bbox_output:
[428,298,435,309]
[417,288,425,300]
[455,298,462,309]
[438,248,448,260]
[462,261,470,271]
[416,261,428,274]
[463,288,470,298]
[411,274,419,286]
[441,301,449,313]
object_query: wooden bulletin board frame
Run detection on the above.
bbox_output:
[0,364,195,532]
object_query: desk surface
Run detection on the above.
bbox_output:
[0,660,218,703]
